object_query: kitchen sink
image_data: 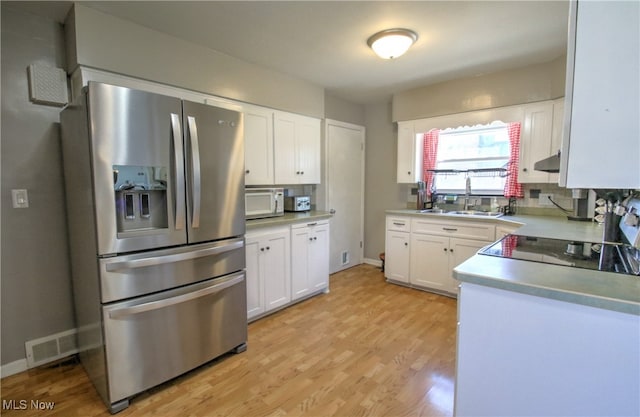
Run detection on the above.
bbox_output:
[416,209,503,217]
[449,210,503,217]
[416,209,446,214]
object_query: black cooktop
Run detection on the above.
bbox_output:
[479,235,640,276]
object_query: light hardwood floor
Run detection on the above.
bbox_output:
[1,264,457,417]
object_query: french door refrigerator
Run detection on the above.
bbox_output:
[61,82,247,413]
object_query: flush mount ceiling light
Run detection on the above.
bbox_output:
[367,28,418,59]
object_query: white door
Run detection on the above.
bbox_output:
[309,223,330,290]
[409,234,450,291]
[244,236,264,319]
[384,230,410,283]
[262,231,291,311]
[290,226,310,300]
[322,119,365,274]
[244,108,274,185]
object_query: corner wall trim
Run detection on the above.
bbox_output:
[363,258,382,268]
[1,359,28,379]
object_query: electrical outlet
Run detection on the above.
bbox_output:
[538,193,554,207]
[11,189,29,208]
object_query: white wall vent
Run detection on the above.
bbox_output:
[341,250,350,265]
[27,64,69,107]
[25,329,78,368]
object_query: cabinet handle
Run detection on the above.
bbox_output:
[266,246,270,251]
[523,168,528,172]
[443,248,447,252]
[313,237,317,241]
[260,248,265,252]
[393,222,405,226]
[442,227,458,232]
[245,169,250,174]
[309,237,313,241]
[450,249,454,253]
[404,242,408,246]
[407,171,411,175]
[301,171,304,175]
[307,222,318,226]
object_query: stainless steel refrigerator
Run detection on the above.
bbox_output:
[61,82,247,413]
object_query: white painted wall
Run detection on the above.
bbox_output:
[66,4,325,118]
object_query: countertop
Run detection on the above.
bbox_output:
[246,210,332,231]
[385,209,605,242]
[386,209,639,315]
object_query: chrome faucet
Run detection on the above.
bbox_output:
[464,176,472,210]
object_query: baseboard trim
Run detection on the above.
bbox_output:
[1,359,27,379]
[363,257,382,267]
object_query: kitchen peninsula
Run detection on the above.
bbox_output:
[452,214,640,416]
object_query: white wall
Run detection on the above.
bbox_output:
[1,4,74,368]
[392,55,566,122]
[363,102,409,261]
[66,4,325,118]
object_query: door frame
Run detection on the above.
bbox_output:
[318,119,365,272]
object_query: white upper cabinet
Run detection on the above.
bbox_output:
[274,111,321,184]
[397,121,422,183]
[561,0,639,189]
[519,101,555,183]
[243,106,275,185]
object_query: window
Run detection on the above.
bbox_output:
[433,123,509,195]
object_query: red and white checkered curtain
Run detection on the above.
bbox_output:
[422,129,439,198]
[501,234,518,257]
[504,122,524,198]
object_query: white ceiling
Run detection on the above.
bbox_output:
[9,1,570,104]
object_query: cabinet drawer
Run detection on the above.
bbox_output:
[291,220,329,230]
[386,216,411,232]
[411,218,495,241]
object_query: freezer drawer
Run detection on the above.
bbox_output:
[99,237,245,303]
[102,271,247,405]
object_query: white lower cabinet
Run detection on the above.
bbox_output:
[384,216,411,283]
[496,223,520,239]
[385,215,495,296]
[246,220,330,321]
[291,221,330,300]
[385,231,410,283]
[245,226,291,320]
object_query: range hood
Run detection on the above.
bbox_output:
[533,151,561,173]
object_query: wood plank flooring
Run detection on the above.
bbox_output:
[1,264,457,417]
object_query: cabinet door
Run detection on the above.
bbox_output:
[291,226,311,300]
[296,116,321,184]
[549,98,564,184]
[397,121,421,183]
[519,102,554,183]
[449,238,487,294]
[384,230,410,283]
[274,113,298,184]
[564,1,639,189]
[245,236,264,320]
[244,109,274,185]
[308,223,329,291]
[263,232,291,311]
[496,224,519,240]
[409,233,450,291]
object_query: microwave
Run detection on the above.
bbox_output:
[245,188,284,219]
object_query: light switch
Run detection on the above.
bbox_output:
[11,189,29,208]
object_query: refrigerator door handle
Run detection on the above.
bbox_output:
[170,113,186,230]
[107,273,244,319]
[187,116,201,229]
[104,239,244,272]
